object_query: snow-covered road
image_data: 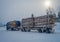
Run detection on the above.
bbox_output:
[0,23,60,42]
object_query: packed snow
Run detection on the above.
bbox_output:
[0,22,60,42]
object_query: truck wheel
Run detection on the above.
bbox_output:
[23,28,30,32]
[28,29,31,32]
[23,28,26,32]
[43,30,46,32]
[6,27,9,30]
[21,29,24,32]
[21,28,26,32]
[11,28,15,31]
[46,28,51,33]
[6,26,10,30]
[17,28,20,31]
[38,29,42,33]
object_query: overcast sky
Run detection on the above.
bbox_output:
[0,0,60,24]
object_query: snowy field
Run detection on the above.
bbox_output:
[0,22,60,42]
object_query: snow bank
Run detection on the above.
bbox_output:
[54,22,60,32]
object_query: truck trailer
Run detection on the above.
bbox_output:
[21,14,56,33]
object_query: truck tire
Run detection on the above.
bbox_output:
[17,28,20,31]
[6,26,10,30]
[11,28,14,31]
[23,28,26,32]
[28,29,31,32]
[21,28,26,32]
[21,29,24,32]
[38,29,42,33]
[11,28,16,31]
[21,28,31,32]
[25,28,31,32]
[43,30,46,32]
[6,27,9,30]
[46,28,51,33]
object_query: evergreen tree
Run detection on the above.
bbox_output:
[58,12,60,18]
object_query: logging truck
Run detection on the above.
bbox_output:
[21,14,56,33]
